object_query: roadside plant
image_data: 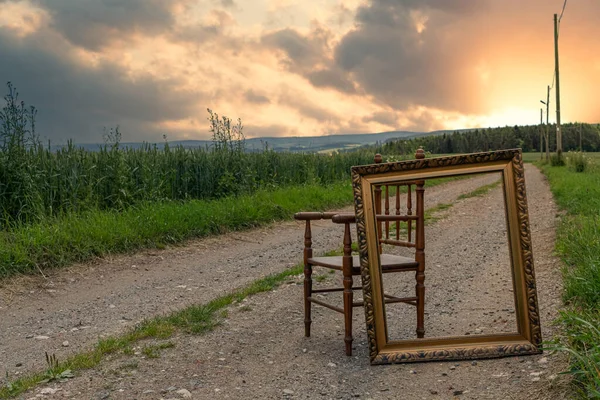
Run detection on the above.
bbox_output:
[566,151,588,173]
[39,352,74,383]
[550,153,566,167]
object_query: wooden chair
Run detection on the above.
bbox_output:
[294,150,426,356]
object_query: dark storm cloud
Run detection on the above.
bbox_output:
[333,0,495,114]
[32,0,190,50]
[261,27,356,94]
[0,28,204,143]
[260,1,497,114]
[261,28,326,70]
[305,68,356,93]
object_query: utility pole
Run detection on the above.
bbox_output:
[554,13,562,160]
[545,86,550,161]
[540,86,550,161]
[540,108,543,160]
[579,123,583,151]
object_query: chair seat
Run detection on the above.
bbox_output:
[309,254,418,272]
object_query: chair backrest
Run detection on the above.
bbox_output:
[373,150,425,255]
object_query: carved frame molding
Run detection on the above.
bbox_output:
[351,149,542,364]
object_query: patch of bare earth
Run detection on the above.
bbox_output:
[1,166,569,399]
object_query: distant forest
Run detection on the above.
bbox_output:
[378,123,600,155]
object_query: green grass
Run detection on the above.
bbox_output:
[0,182,353,278]
[141,342,175,359]
[538,159,600,398]
[456,180,501,200]
[523,151,600,164]
[0,159,475,279]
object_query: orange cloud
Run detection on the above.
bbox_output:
[1,0,599,143]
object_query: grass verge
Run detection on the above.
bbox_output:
[456,180,501,200]
[0,182,353,278]
[0,173,476,279]
[539,161,600,398]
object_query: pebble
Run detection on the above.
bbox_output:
[96,391,110,400]
[327,362,337,368]
[34,336,50,340]
[176,388,192,398]
[40,388,60,395]
[283,389,294,395]
[453,390,464,396]
[538,357,548,364]
[62,341,69,347]
[449,366,456,370]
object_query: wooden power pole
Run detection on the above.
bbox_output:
[545,85,550,160]
[554,13,562,159]
[541,86,550,161]
[540,108,543,159]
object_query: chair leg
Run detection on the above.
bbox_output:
[343,266,353,356]
[416,269,425,338]
[304,263,312,337]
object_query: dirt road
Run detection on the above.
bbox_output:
[0,166,569,399]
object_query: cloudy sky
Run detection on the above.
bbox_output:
[0,0,598,143]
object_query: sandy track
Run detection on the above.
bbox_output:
[0,166,569,399]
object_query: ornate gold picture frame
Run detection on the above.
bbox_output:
[351,149,542,364]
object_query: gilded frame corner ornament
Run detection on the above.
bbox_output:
[351,149,542,365]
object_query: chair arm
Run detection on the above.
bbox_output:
[294,211,340,221]
[294,212,324,221]
[331,213,357,224]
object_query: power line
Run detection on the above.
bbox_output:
[558,0,568,23]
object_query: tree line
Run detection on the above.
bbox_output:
[379,123,600,155]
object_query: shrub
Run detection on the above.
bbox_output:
[550,153,566,167]
[566,151,588,173]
